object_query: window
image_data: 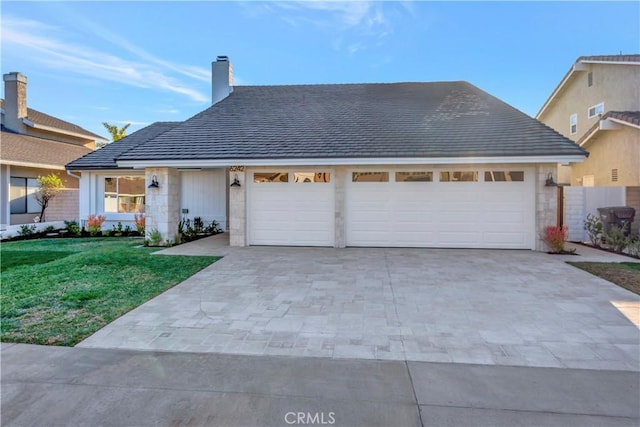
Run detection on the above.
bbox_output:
[439,171,478,182]
[104,177,145,213]
[570,113,578,135]
[10,177,39,214]
[484,171,524,182]
[253,172,288,183]
[352,172,389,182]
[587,72,593,87]
[611,169,618,182]
[294,172,330,183]
[396,171,433,182]
[588,102,604,119]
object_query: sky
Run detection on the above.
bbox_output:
[1,1,639,140]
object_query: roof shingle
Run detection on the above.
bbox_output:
[1,129,92,168]
[116,81,585,162]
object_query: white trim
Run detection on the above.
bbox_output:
[587,102,604,119]
[0,160,66,170]
[117,155,586,169]
[22,118,108,142]
[608,117,640,130]
[579,60,640,65]
[578,126,601,147]
[579,116,637,147]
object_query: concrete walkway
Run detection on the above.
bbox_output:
[78,243,640,371]
[2,344,638,426]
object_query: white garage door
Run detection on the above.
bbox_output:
[249,170,334,246]
[346,168,534,249]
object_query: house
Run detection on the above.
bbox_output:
[67,56,586,251]
[536,54,640,234]
[1,72,107,227]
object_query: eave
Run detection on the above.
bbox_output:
[22,118,109,143]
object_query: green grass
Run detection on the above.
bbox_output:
[1,238,218,346]
[568,262,640,295]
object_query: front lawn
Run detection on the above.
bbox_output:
[1,238,218,346]
[568,262,640,295]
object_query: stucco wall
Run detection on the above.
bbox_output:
[626,186,640,235]
[539,63,640,141]
[570,127,640,187]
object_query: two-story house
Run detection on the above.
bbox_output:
[1,72,107,227]
[536,55,640,233]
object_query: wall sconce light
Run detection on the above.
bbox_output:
[545,172,557,187]
[230,174,241,187]
[148,175,160,189]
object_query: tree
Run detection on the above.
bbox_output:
[102,122,131,142]
[34,173,64,222]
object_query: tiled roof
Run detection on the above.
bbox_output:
[577,111,640,146]
[605,111,640,126]
[66,122,181,169]
[578,54,640,63]
[1,129,92,168]
[117,82,586,162]
[0,99,106,141]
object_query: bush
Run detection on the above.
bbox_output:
[18,224,37,236]
[44,225,56,233]
[148,228,163,246]
[134,213,145,235]
[603,226,629,254]
[543,225,568,253]
[584,214,603,247]
[64,220,81,236]
[87,215,106,236]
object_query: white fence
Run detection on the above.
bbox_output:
[564,187,626,242]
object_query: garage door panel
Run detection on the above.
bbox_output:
[346,167,534,249]
[249,172,334,247]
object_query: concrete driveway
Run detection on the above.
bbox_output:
[78,244,640,371]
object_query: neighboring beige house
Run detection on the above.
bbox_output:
[536,54,640,230]
[1,72,107,227]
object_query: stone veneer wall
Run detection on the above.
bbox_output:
[229,168,246,246]
[145,167,180,245]
[535,164,559,251]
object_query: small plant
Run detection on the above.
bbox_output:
[627,236,640,258]
[148,228,163,246]
[603,226,629,254]
[44,225,56,233]
[193,217,204,233]
[111,221,124,237]
[205,220,222,234]
[134,213,145,235]
[584,214,603,247]
[124,225,132,236]
[64,220,81,236]
[18,224,37,236]
[164,239,173,247]
[543,225,568,253]
[87,214,106,236]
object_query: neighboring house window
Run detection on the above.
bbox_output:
[587,72,593,87]
[104,177,145,213]
[587,102,604,119]
[611,169,618,182]
[570,114,578,135]
[9,177,40,214]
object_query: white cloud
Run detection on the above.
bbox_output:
[1,16,209,103]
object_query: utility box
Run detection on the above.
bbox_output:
[597,206,636,236]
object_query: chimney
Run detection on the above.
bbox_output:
[212,55,233,105]
[3,72,28,133]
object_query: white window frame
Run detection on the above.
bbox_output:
[587,102,604,119]
[570,113,578,135]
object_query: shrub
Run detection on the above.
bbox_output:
[603,226,629,254]
[148,228,163,246]
[18,224,37,236]
[134,213,145,235]
[44,225,56,233]
[584,214,603,247]
[543,225,568,253]
[64,220,81,236]
[87,215,106,236]
[124,225,132,236]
